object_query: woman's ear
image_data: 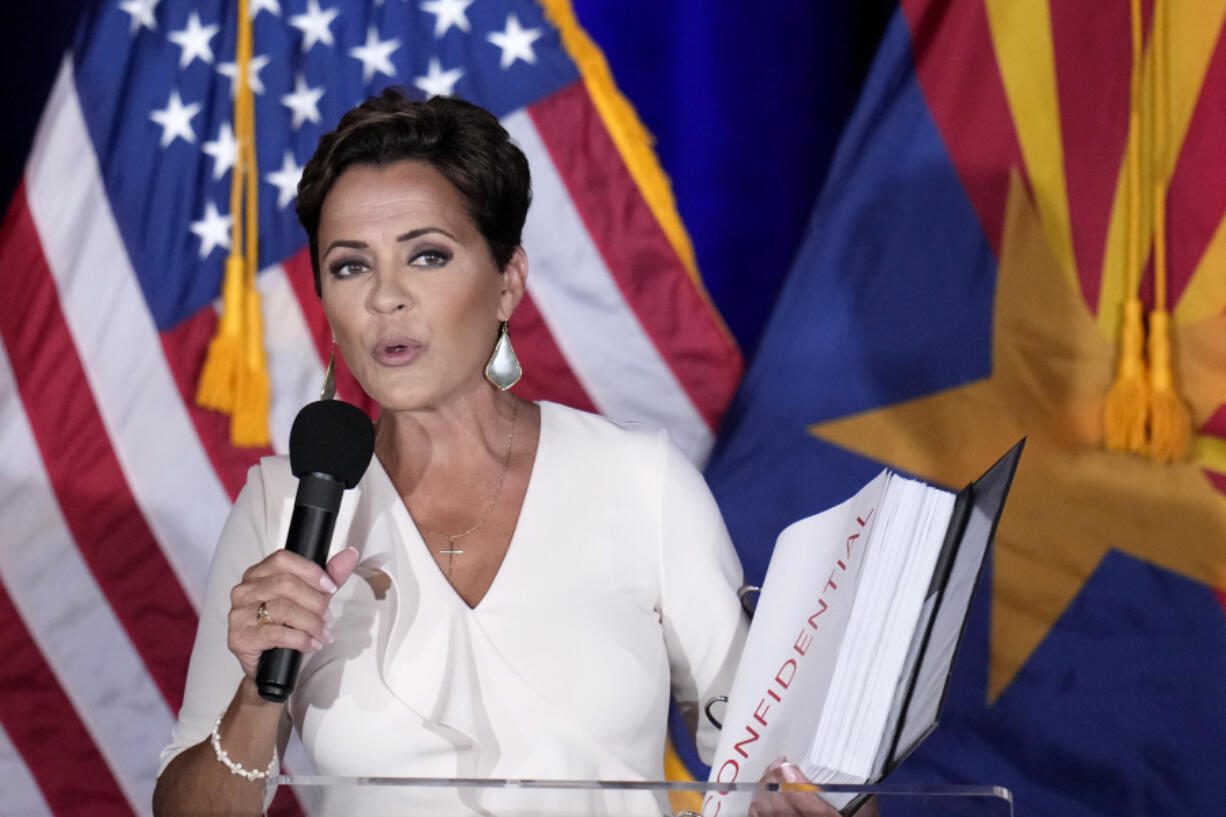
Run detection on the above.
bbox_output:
[497,246,528,322]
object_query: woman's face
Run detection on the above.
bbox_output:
[317,159,526,412]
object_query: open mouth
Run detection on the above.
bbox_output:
[372,337,423,365]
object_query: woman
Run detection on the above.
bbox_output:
[152,88,751,815]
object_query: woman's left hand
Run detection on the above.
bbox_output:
[748,758,841,817]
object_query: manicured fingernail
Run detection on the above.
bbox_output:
[322,627,334,644]
[780,762,805,783]
[310,638,323,651]
[323,609,335,627]
[320,574,338,593]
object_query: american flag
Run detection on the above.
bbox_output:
[0,0,742,813]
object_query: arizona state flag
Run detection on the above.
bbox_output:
[707,2,1226,814]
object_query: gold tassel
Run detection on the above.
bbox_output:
[194,0,270,446]
[231,67,270,446]
[1146,310,1189,461]
[195,255,244,412]
[1143,0,1188,463]
[232,285,271,447]
[1104,0,1149,455]
[1104,299,1150,452]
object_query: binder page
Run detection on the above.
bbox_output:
[895,496,996,756]
[808,478,954,781]
[706,470,888,812]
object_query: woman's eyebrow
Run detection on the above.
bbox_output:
[323,227,458,256]
[397,227,457,242]
[323,239,367,255]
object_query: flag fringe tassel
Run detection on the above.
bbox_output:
[1104,299,1150,453]
[1146,309,1190,461]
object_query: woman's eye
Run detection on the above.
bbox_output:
[409,248,451,268]
[329,259,366,278]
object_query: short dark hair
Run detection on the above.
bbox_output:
[296,88,532,293]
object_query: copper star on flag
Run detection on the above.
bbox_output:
[811,172,1226,698]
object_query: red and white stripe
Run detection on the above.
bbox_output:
[0,722,54,817]
[25,58,230,602]
[0,342,168,816]
[510,109,715,460]
[258,262,329,452]
[0,58,740,816]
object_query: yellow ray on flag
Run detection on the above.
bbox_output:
[984,0,1078,293]
[810,172,1226,699]
[1098,0,1226,339]
[1193,435,1226,475]
[1175,211,1226,325]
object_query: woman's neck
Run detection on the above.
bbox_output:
[373,387,521,494]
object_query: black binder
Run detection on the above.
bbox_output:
[851,440,1024,813]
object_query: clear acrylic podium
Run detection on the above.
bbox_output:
[269,776,1013,816]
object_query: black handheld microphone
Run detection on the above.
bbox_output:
[256,399,375,703]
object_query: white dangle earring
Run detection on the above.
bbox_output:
[484,321,522,390]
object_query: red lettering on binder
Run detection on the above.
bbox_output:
[794,628,813,656]
[734,726,761,758]
[709,500,878,816]
[775,659,797,688]
[807,598,829,628]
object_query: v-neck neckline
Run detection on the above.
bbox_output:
[371,401,549,612]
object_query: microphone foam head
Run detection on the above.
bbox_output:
[289,400,376,488]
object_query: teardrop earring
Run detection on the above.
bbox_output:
[484,322,522,390]
[320,345,336,401]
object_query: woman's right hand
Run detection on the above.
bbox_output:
[226,547,360,680]
[749,758,842,817]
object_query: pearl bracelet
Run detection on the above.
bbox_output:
[210,707,275,782]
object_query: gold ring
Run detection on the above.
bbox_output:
[256,602,275,626]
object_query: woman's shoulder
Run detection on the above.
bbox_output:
[250,453,296,494]
[226,455,298,524]
[537,400,672,456]
[534,401,710,497]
